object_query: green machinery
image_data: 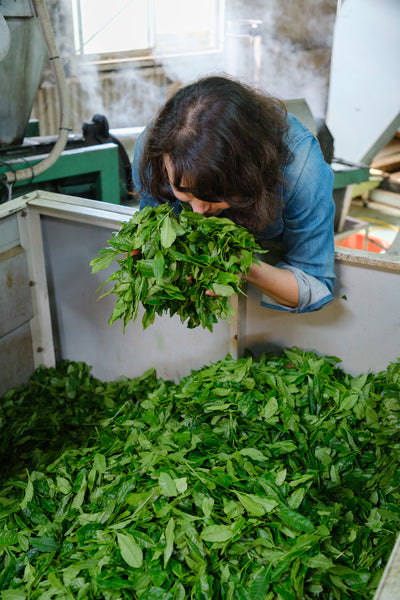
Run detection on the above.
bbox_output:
[0,117,134,206]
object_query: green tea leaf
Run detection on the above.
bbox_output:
[235,492,277,516]
[159,472,178,497]
[302,553,334,570]
[211,283,235,297]
[20,477,34,510]
[239,448,268,462]
[249,566,272,600]
[30,535,59,553]
[56,475,72,494]
[161,215,177,248]
[1,591,27,600]
[94,453,106,474]
[279,510,315,533]
[261,397,279,420]
[0,530,19,546]
[164,517,175,567]
[200,525,234,543]
[268,441,297,454]
[152,252,165,282]
[71,472,87,509]
[117,532,143,568]
[288,487,306,510]
[90,247,117,273]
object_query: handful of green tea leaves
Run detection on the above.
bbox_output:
[90,203,265,331]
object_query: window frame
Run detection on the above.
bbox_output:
[71,0,225,69]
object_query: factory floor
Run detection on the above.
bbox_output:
[335,131,400,253]
[335,191,400,254]
[349,195,400,226]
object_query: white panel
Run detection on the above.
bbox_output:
[326,0,400,164]
[0,213,19,253]
[0,245,32,336]
[40,215,232,382]
[0,322,35,396]
[245,257,400,376]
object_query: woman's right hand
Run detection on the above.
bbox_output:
[123,249,142,260]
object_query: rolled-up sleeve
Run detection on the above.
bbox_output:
[261,120,336,313]
[261,266,334,312]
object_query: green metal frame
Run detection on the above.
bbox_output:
[332,163,371,190]
[1,136,371,204]
[1,142,121,203]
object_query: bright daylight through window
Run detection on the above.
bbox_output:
[71,0,225,58]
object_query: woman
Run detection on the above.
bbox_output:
[132,75,336,312]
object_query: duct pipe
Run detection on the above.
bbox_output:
[0,12,11,61]
[2,0,72,185]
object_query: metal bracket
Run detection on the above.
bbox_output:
[17,203,56,369]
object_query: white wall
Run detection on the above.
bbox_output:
[326,0,400,164]
[40,209,232,383]
[245,257,400,375]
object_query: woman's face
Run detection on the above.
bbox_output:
[164,155,230,216]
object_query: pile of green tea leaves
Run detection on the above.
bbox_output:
[1,348,400,600]
[90,203,265,331]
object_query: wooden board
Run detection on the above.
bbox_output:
[371,153,400,172]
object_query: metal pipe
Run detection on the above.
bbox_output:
[3,0,72,185]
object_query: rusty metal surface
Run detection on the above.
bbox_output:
[0,245,33,337]
[0,5,46,147]
[0,321,35,396]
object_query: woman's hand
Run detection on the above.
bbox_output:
[123,249,142,260]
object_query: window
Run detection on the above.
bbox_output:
[71,0,225,59]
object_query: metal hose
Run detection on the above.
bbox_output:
[3,0,72,185]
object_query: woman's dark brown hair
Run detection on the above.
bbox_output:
[137,75,289,234]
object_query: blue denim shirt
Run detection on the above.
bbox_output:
[132,113,336,313]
